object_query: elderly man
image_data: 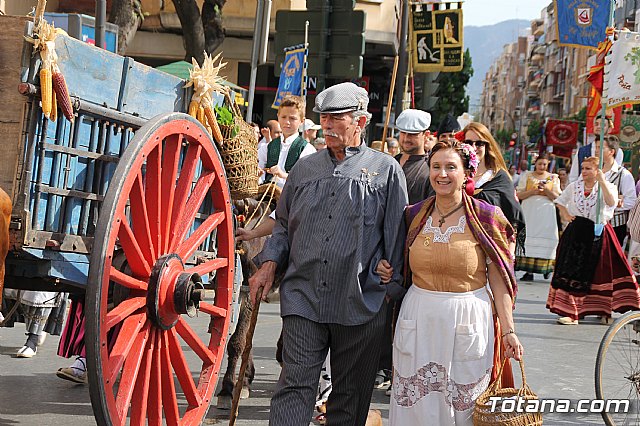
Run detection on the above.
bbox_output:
[395,108,434,204]
[386,137,400,156]
[250,82,408,425]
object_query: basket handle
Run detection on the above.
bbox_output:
[488,357,529,394]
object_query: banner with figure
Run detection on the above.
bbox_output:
[605,31,640,108]
[272,46,305,109]
[410,3,463,72]
[555,0,611,49]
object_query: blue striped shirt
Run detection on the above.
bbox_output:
[254,144,408,325]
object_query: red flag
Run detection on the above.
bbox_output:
[586,39,621,134]
[552,146,574,158]
[546,119,579,148]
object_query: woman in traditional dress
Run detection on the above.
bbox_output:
[516,153,561,281]
[548,157,640,325]
[461,122,525,251]
[379,140,523,425]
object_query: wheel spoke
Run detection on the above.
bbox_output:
[175,317,216,364]
[104,297,146,331]
[160,331,180,424]
[199,301,228,319]
[185,257,228,277]
[130,172,155,265]
[115,321,150,421]
[176,211,225,260]
[167,328,202,407]
[147,329,163,425]
[145,144,162,258]
[117,216,151,279]
[106,312,146,385]
[130,330,155,426]
[109,267,147,291]
[169,143,202,246]
[170,171,215,251]
[161,134,182,253]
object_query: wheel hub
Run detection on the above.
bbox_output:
[147,254,204,330]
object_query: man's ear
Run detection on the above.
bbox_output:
[357,115,367,129]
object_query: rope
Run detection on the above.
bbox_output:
[243,183,277,231]
[0,290,23,327]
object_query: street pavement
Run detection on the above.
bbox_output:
[0,277,622,425]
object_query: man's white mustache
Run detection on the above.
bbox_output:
[324,131,338,137]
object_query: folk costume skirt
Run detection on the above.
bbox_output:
[516,195,559,274]
[547,222,640,320]
[390,286,493,426]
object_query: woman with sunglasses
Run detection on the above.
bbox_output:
[461,122,525,252]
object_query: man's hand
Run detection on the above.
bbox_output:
[375,259,393,283]
[236,227,254,242]
[266,165,287,179]
[249,261,277,305]
[260,127,272,142]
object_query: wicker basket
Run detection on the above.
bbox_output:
[216,91,258,200]
[473,359,543,426]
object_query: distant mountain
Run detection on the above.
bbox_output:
[464,19,531,114]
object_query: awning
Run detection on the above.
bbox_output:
[156,61,247,94]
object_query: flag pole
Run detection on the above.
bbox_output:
[595,0,615,229]
[302,20,309,105]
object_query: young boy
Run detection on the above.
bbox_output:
[258,96,316,188]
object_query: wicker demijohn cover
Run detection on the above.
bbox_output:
[217,91,258,200]
[473,359,543,426]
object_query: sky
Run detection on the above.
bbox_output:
[463,0,553,27]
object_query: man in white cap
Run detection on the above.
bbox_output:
[302,118,322,144]
[250,82,408,425]
[395,108,434,204]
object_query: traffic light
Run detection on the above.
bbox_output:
[420,72,439,111]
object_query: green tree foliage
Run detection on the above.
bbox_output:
[494,128,514,149]
[431,49,474,130]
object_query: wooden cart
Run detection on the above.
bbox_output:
[0,15,238,425]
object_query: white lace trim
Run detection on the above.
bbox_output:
[573,179,599,217]
[422,215,467,243]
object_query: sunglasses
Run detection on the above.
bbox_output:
[464,139,488,148]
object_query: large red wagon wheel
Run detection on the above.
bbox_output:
[86,113,235,426]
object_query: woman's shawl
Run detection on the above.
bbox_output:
[474,169,525,233]
[404,194,517,303]
[403,194,518,387]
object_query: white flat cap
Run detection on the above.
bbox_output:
[396,109,431,133]
[313,82,369,114]
[303,118,321,131]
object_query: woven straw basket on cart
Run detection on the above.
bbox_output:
[473,358,543,426]
[216,90,258,200]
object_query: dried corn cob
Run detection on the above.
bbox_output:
[197,105,206,126]
[188,99,199,118]
[204,106,224,144]
[50,91,57,122]
[52,69,74,122]
[40,67,52,119]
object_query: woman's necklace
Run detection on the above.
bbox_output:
[435,201,464,227]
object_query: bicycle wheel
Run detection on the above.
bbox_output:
[595,310,640,426]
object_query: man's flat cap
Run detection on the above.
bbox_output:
[313,82,369,114]
[396,109,431,133]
